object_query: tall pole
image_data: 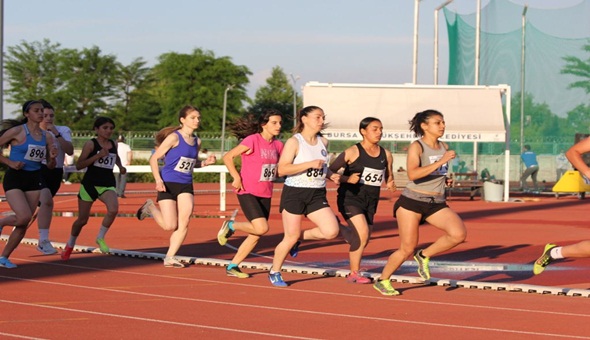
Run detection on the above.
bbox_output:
[290,73,299,129]
[412,0,421,84]
[434,0,453,85]
[220,85,234,155]
[520,5,528,157]
[474,0,481,85]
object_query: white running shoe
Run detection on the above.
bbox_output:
[37,240,58,255]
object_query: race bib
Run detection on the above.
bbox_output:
[93,153,116,169]
[306,164,327,179]
[25,144,45,162]
[174,156,196,174]
[429,155,448,176]
[360,167,384,186]
[259,163,277,182]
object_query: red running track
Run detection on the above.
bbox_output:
[0,182,589,338]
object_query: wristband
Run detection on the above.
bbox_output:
[55,133,62,139]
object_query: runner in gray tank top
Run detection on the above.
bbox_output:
[373,110,467,296]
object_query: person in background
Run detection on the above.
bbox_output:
[373,109,466,296]
[115,134,132,198]
[217,109,284,278]
[136,105,216,268]
[329,117,395,284]
[533,137,590,275]
[480,168,495,182]
[555,150,569,181]
[61,117,126,261]
[0,100,57,268]
[36,99,74,254]
[198,148,209,161]
[268,105,340,287]
[520,144,539,191]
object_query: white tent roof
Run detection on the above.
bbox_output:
[302,82,508,142]
[302,82,513,202]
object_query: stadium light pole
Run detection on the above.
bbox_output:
[290,73,300,129]
[474,0,481,85]
[220,84,234,155]
[412,0,422,84]
[434,0,453,85]
[520,5,528,157]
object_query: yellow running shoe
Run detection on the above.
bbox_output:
[414,249,430,280]
[533,243,557,275]
[226,266,250,278]
[373,279,400,296]
[95,238,110,253]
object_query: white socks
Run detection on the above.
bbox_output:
[550,247,564,259]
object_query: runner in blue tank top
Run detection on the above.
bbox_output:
[329,117,395,284]
[136,105,216,268]
[0,100,57,268]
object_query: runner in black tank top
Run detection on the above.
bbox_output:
[330,117,395,284]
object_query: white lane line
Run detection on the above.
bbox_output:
[0,299,318,339]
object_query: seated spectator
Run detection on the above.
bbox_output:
[480,168,495,182]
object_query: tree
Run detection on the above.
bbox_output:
[58,46,121,128]
[248,66,301,132]
[150,48,251,130]
[110,58,157,131]
[4,40,122,129]
[4,39,66,115]
[561,43,590,94]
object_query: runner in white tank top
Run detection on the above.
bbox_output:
[268,106,341,287]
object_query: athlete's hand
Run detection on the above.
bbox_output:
[308,159,325,169]
[8,160,24,170]
[441,150,456,163]
[97,147,109,158]
[386,180,396,192]
[329,172,341,184]
[347,173,360,184]
[155,179,166,192]
[205,154,216,166]
[232,177,244,192]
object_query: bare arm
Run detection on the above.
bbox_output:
[149,133,178,191]
[384,149,396,191]
[223,144,250,192]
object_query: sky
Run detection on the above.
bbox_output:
[2,0,584,118]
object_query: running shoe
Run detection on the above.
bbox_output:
[414,249,431,280]
[95,238,110,253]
[164,257,186,268]
[533,243,557,275]
[268,272,288,287]
[0,256,17,269]
[136,199,154,220]
[347,270,372,284]
[373,279,400,296]
[37,239,58,255]
[226,266,250,278]
[289,241,301,258]
[61,245,74,261]
[217,220,234,246]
